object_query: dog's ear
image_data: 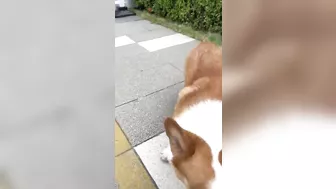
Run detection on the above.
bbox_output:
[164,117,195,157]
[218,150,222,165]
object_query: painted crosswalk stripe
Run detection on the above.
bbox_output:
[115,35,135,47]
[138,33,194,52]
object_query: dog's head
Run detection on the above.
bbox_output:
[164,117,222,189]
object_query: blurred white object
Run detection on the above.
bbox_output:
[115,0,125,8]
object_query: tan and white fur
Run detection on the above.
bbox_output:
[223,0,336,188]
[161,42,222,189]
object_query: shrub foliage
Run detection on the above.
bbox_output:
[135,0,222,33]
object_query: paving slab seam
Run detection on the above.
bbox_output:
[134,62,182,74]
[133,149,160,189]
[115,120,133,157]
[115,149,157,189]
[115,120,132,147]
[132,131,166,149]
[115,98,138,108]
[114,119,133,157]
[115,121,159,188]
[116,120,162,188]
[115,119,166,149]
[168,62,184,72]
[115,81,184,109]
[115,148,133,158]
[140,81,184,100]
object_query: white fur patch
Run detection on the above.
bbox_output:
[175,100,223,188]
[160,145,173,162]
[223,110,336,189]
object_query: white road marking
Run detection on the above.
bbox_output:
[138,33,194,52]
[115,35,135,47]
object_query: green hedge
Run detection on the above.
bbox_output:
[135,0,222,34]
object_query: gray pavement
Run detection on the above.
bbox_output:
[115,15,199,188]
[115,15,199,147]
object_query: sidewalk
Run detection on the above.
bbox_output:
[115,16,200,189]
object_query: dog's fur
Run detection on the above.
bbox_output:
[161,42,222,189]
[223,0,336,188]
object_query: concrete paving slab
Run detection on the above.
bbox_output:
[115,39,194,76]
[135,133,184,189]
[115,43,148,58]
[158,40,200,71]
[115,16,142,23]
[115,149,157,189]
[116,44,184,71]
[143,23,168,31]
[128,28,176,42]
[116,47,159,71]
[115,122,131,156]
[115,63,183,106]
[115,50,184,106]
[115,20,152,37]
[115,82,184,146]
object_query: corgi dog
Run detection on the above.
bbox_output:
[160,42,222,189]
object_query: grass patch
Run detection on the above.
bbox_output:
[132,9,222,46]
